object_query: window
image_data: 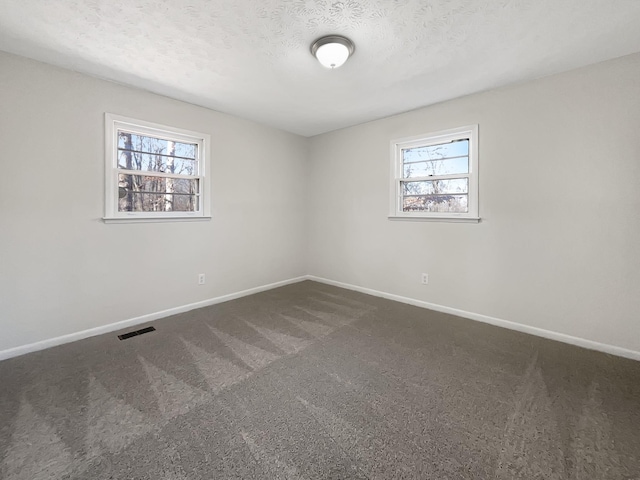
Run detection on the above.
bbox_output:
[389,125,479,222]
[104,113,211,222]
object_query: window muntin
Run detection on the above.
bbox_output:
[105,114,211,222]
[390,125,479,221]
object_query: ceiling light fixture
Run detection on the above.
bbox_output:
[311,35,355,69]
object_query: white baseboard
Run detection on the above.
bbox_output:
[0,276,308,361]
[306,275,640,362]
[3,274,639,363]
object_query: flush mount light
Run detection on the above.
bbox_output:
[310,35,355,69]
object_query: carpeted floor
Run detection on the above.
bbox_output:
[1,280,639,479]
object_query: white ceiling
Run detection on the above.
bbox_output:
[1,1,639,136]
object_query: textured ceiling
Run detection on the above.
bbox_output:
[1,0,640,136]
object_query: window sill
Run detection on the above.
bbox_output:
[103,216,212,224]
[388,215,480,223]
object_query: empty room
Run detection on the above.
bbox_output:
[1,1,639,478]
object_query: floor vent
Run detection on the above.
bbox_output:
[118,326,156,340]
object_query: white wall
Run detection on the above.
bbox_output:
[0,51,308,352]
[308,53,640,354]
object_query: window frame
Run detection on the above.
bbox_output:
[103,113,211,223]
[389,124,479,223]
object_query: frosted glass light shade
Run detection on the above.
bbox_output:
[315,43,349,68]
[311,35,355,69]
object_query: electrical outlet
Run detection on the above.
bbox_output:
[198,273,206,285]
[421,273,429,285]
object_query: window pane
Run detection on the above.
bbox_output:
[403,157,468,177]
[118,174,199,212]
[402,194,468,213]
[402,178,468,195]
[117,151,197,174]
[117,131,198,174]
[118,132,197,158]
[119,192,199,212]
[403,139,468,163]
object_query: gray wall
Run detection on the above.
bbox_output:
[308,53,640,354]
[2,50,639,356]
[0,51,308,352]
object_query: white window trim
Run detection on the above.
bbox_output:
[389,124,480,223]
[103,113,211,223]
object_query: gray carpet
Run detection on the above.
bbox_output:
[1,280,639,479]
